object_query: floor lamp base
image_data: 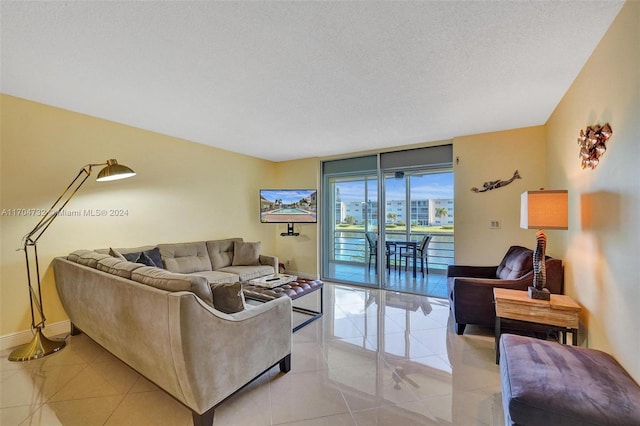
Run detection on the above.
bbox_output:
[8,328,66,362]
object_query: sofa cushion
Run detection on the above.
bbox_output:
[496,246,534,280]
[97,257,145,279]
[232,241,261,266]
[210,282,246,314]
[206,238,243,270]
[123,247,164,269]
[131,267,214,307]
[67,249,94,263]
[218,265,275,282]
[188,270,239,284]
[74,251,112,268]
[159,241,212,274]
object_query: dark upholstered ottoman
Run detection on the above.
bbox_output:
[242,278,323,332]
[242,278,323,301]
[500,334,640,425]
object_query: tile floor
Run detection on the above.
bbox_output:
[326,263,449,299]
[1,283,504,425]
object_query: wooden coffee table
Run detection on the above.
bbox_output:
[493,288,581,363]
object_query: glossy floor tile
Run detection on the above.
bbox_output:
[326,262,449,299]
[1,283,504,425]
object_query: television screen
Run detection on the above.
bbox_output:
[260,189,317,223]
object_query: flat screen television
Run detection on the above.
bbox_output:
[260,189,317,225]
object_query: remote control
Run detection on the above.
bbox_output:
[265,277,279,281]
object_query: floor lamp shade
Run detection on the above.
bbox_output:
[8,159,136,362]
[520,190,568,300]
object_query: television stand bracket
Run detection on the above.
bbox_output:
[281,223,299,237]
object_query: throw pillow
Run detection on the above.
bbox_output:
[109,247,127,260]
[124,247,164,269]
[232,241,261,266]
[211,282,246,314]
[135,251,157,267]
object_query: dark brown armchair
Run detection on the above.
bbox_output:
[447,245,563,335]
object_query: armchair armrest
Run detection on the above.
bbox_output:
[447,264,498,279]
[449,275,532,329]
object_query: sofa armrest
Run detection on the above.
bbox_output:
[168,293,292,414]
[259,254,278,270]
[447,264,497,278]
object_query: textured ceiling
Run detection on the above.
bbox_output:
[1,1,624,162]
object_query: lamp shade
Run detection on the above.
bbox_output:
[520,190,568,230]
[96,159,136,182]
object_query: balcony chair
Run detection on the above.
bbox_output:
[365,232,396,271]
[399,234,432,276]
[447,245,563,335]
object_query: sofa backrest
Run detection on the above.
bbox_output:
[496,246,534,280]
[96,257,145,279]
[68,249,112,268]
[131,266,214,307]
[159,241,212,274]
[207,238,243,270]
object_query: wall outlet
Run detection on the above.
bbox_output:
[489,220,501,229]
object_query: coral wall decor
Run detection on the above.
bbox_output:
[578,123,612,169]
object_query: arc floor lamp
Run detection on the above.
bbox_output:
[8,159,136,362]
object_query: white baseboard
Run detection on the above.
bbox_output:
[0,320,71,352]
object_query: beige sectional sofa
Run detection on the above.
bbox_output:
[102,237,278,284]
[53,237,291,426]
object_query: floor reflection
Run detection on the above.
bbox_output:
[314,284,504,425]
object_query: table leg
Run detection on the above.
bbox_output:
[572,329,578,346]
[495,316,501,364]
[412,250,416,278]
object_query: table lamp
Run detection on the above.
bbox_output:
[8,159,136,361]
[520,189,568,300]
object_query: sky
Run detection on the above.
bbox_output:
[336,173,453,202]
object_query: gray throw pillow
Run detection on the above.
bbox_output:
[135,251,156,267]
[232,241,261,266]
[211,282,246,314]
[124,247,164,269]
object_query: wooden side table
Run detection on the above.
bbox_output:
[493,288,581,364]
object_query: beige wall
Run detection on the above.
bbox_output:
[546,0,639,380]
[452,126,548,265]
[0,95,277,336]
[273,158,321,277]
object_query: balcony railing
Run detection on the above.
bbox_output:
[331,230,454,271]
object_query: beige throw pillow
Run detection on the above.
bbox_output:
[109,247,127,260]
[211,282,246,314]
[232,241,261,266]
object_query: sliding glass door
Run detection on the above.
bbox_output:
[322,156,380,287]
[322,145,454,296]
